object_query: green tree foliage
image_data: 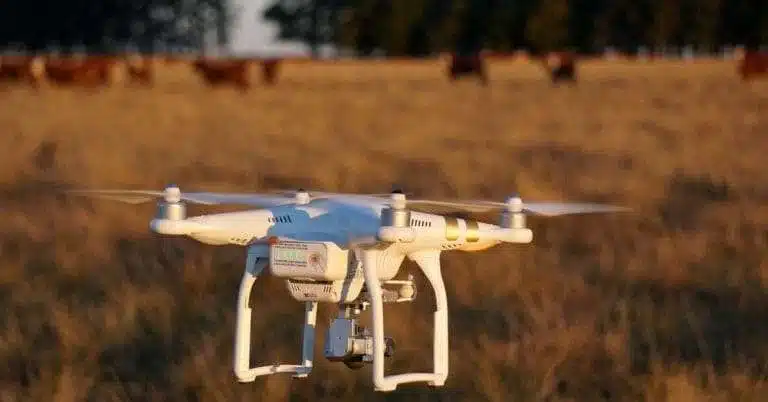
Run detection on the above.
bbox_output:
[525,0,569,52]
[263,0,767,56]
[647,0,680,48]
[263,0,344,56]
[0,0,763,55]
[0,0,235,52]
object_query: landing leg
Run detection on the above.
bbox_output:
[361,249,396,391]
[295,301,318,378]
[233,255,317,382]
[408,250,448,386]
[234,256,265,381]
[361,247,447,392]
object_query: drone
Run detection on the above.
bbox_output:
[68,185,628,392]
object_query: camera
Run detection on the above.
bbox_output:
[324,316,394,369]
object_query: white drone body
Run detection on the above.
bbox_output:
[71,186,627,392]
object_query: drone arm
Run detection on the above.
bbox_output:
[234,254,317,382]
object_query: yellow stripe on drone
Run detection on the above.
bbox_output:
[465,220,479,243]
[444,216,460,241]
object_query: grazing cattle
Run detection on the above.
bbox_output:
[0,55,45,86]
[261,59,281,85]
[447,52,488,85]
[738,50,768,81]
[43,56,123,87]
[539,51,577,84]
[123,54,154,86]
[192,58,253,90]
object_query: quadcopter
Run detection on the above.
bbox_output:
[68,185,628,392]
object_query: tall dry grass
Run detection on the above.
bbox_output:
[0,57,767,401]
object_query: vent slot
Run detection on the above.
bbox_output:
[268,215,293,224]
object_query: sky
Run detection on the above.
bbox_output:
[227,0,310,56]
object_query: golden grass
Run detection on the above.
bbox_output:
[1,57,767,401]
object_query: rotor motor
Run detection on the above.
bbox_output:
[381,190,411,228]
[377,190,416,243]
[155,185,186,221]
[500,195,525,229]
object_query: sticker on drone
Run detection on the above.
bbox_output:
[308,252,325,271]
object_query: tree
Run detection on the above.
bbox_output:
[647,0,680,47]
[525,0,570,52]
[263,0,345,57]
[0,0,235,53]
[258,0,766,57]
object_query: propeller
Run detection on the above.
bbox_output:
[264,188,401,201]
[376,194,630,217]
[469,195,630,217]
[66,184,302,208]
[66,185,629,217]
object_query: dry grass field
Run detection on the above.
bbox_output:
[1,57,767,402]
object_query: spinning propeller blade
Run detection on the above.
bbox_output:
[461,197,631,216]
[358,193,629,216]
[508,201,630,216]
[407,199,628,216]
[66,185,298,208]
[65,189,165,204]
[264,188,401,199]
[66,185,629,217]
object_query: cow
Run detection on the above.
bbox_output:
[538,51,577,84]
[123,54,154,86]
[738,50,768,81]
[191,57,253,90]
[43,55,123,87]
[447,52,488,85]
[261,58,281,85]
[0,55,46,86]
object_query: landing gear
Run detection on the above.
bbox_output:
[323,303,395,370]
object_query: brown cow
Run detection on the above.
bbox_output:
[447,52,488,85]
[192,57,253,90]
[232,56,281,85]
[123,54,154,86]
[738,50,768,81]
[538,51,577,84]
[43,55,123,87]
[261,59,281,85]
[0,55,46,86]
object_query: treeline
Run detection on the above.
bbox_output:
[0,0,233,53]
[0,0,764,56]
[263,0,768,56]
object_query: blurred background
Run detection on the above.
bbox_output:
[0,0,766,57]
[0,1,767,402]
